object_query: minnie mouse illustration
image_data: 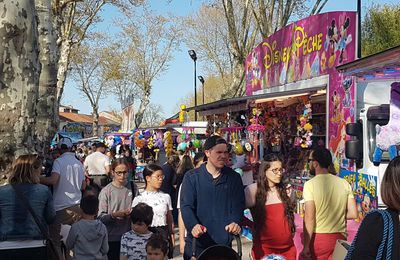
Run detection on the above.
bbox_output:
[338,17,351,63]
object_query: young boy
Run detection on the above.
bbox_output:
[120,203,154,260]
[66,195,108,259]
[146,233,169,260]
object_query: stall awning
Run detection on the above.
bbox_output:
[336,45,400,78]
[185,76,328,116]
[185,96,249,113]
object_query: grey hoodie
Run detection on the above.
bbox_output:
[66,219,109,260]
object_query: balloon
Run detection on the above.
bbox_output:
[234,142,244,155]
[176,135,183,144]
[177,142,187,152]
[114,136,122,146]
[234,168,244,177]
[193,139,201,149]
[144,130,151,139]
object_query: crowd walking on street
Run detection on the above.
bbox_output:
[2,135,400,260]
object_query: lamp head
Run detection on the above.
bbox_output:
[198,76,205,84]
[188,50,197,61]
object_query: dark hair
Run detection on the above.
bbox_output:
[111,158,129,171]
[120,145,132,157]
[381,156,400,210]
[146,233,168,255]
[177,155,194,176]
[131,203,154,226]
[80,195,99,215]
[95,142,106,149]
[143,163,163,187]
[252,153,295,235]
[311,147,332,169]
[167,155,180,168]
[193,152,206,167]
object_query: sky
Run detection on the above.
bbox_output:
[62,0,397,118]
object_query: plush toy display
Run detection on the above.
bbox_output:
[179,104,187,123]
[373,82,400,165]
[163,131,173,157]
[295,102,313,148]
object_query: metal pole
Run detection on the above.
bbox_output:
[357,0,361,58]
[194,60,197,121]
[202,82,205,121]
[202,82,204,105]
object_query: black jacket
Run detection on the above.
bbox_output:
[348,208,399,259]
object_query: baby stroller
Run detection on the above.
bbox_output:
[190,234,242,260]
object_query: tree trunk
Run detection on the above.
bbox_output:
[35,0,59,154]
[134,87,151,128]
[56,40,72,103]
[92,106,99,137]
[0,0,40,176]
[221,55,246,98]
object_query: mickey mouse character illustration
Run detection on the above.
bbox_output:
[338,17,351,63]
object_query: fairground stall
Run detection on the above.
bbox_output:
[244,10,357,200]
[187,98,255,186]
[242,11,361,254]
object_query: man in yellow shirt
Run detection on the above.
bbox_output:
[301,147,358,259]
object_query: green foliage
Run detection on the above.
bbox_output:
[362,3,400,57]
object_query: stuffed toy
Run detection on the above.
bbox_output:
[163,131,173,157]
[179,105,187,123]
[373,82,400,165]
[296,103,313,148]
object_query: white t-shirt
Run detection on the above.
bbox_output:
[177,185,182,209]
[84,151,110,176]
[52,152,85,211]
[132,191,172,227]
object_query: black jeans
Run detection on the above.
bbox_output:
[89,175,109,189]
[107,241,121,260]
[0,247,47,260]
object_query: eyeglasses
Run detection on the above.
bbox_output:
[152,175,165,180]
[115,171,128,176]
[270,168,284,175]
[308,158,315,163]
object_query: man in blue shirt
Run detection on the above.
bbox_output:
[181,135,245,259]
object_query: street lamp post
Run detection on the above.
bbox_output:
[198,75,205,121]
[188,50,197,121]
[198,76,205,105]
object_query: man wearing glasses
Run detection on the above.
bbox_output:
[180,135,245,259]
[301,147,358,259]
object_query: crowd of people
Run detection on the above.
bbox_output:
[1,134,400,260]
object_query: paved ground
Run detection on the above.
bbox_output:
[136,181,253,259]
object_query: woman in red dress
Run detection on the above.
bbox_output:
[245,154,296,259]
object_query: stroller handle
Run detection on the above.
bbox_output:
[191,233,242,258]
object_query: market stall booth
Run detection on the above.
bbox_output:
[245,11,357,196]
[242,11,360,255]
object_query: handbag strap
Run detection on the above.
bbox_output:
[11,184,50,240]
[345,209,394,260]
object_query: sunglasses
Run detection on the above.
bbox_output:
[115,171,128,176]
